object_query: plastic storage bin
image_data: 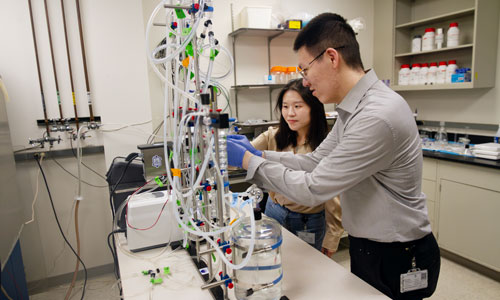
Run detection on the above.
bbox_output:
[239,6,272,29]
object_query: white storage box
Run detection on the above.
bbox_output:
[239,6,272,29]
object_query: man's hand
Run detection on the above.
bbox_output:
[321,247,336,258]
[227,139,248,168]
[228,135,262,157]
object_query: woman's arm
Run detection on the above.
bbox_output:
[321,196,344,256]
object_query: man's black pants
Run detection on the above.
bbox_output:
[349,233,440,300]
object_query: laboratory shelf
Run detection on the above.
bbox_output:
[392,82,473,91]
[231,84,286,90]
[229,28,300,39]
[391,0,499,90]
[229,26,301,119]
[394,44,473,58]
[395,7,475,29]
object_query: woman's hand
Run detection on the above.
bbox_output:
[321,247,336,258]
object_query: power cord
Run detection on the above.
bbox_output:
[107,152,140,296]
[34,155,87,300]
[107,228,126,296]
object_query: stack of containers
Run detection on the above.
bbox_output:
[398,60,465,86]
[410,22,460,52]
[266,66,300,84]
[400,22,463,86]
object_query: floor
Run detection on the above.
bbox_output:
[29,246,500,300]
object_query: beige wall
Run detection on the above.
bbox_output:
[0,0,153,283]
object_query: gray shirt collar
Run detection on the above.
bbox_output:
[336,69,379,115]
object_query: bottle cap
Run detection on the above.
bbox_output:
[430,62,438,67]
[270,66,281,73]
[439,61,447,66]
[401,64,410,68]
[425,28,435,32]
[448,60,456,65]
[449,22,458,27]
[421,63,429,67]
[287,66,297,72]
[436,28,443,34]
[412,63,420,68]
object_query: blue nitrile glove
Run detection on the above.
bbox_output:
[227,135,262,157]
[227,139,248,168]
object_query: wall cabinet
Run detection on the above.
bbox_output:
[423,157,500,272]
[392,0,499,91]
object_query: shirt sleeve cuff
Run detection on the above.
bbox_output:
[245,154,266,181]
[263,150,280,162]
[322,231,343,252]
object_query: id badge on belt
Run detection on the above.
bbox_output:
[400,253,428,293]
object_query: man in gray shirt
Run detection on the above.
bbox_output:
[227,13,440,300]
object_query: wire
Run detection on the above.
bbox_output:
[13,144,43,153]
[25,153,44,225]
[35,156,87,300]
[51,156,108,188]
[106,229,125,298]
[99,120,152,132]
[107,153,139,293]
[4,266,23,300]
[125,184,168,231]
[69,136,107,181]
[147,120,165,144]
[1,285,14,300]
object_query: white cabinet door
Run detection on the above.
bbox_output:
[438,179,500,272]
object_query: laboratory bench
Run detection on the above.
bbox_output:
[116,228,390,299]
[422,149,500,170]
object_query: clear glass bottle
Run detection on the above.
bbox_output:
[434,121,448,150]
[232,210,283,300]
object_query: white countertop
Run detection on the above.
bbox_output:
[116,228,389,299]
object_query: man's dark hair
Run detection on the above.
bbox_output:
[294,13,364,71]
[274,79,328,151]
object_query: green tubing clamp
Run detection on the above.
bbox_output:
[175,7,186,19]
[150,278,163,284]
[154,176,164,187]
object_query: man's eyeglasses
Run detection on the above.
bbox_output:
[298,46,346,78]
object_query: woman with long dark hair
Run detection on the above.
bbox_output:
[251,79,343,255]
